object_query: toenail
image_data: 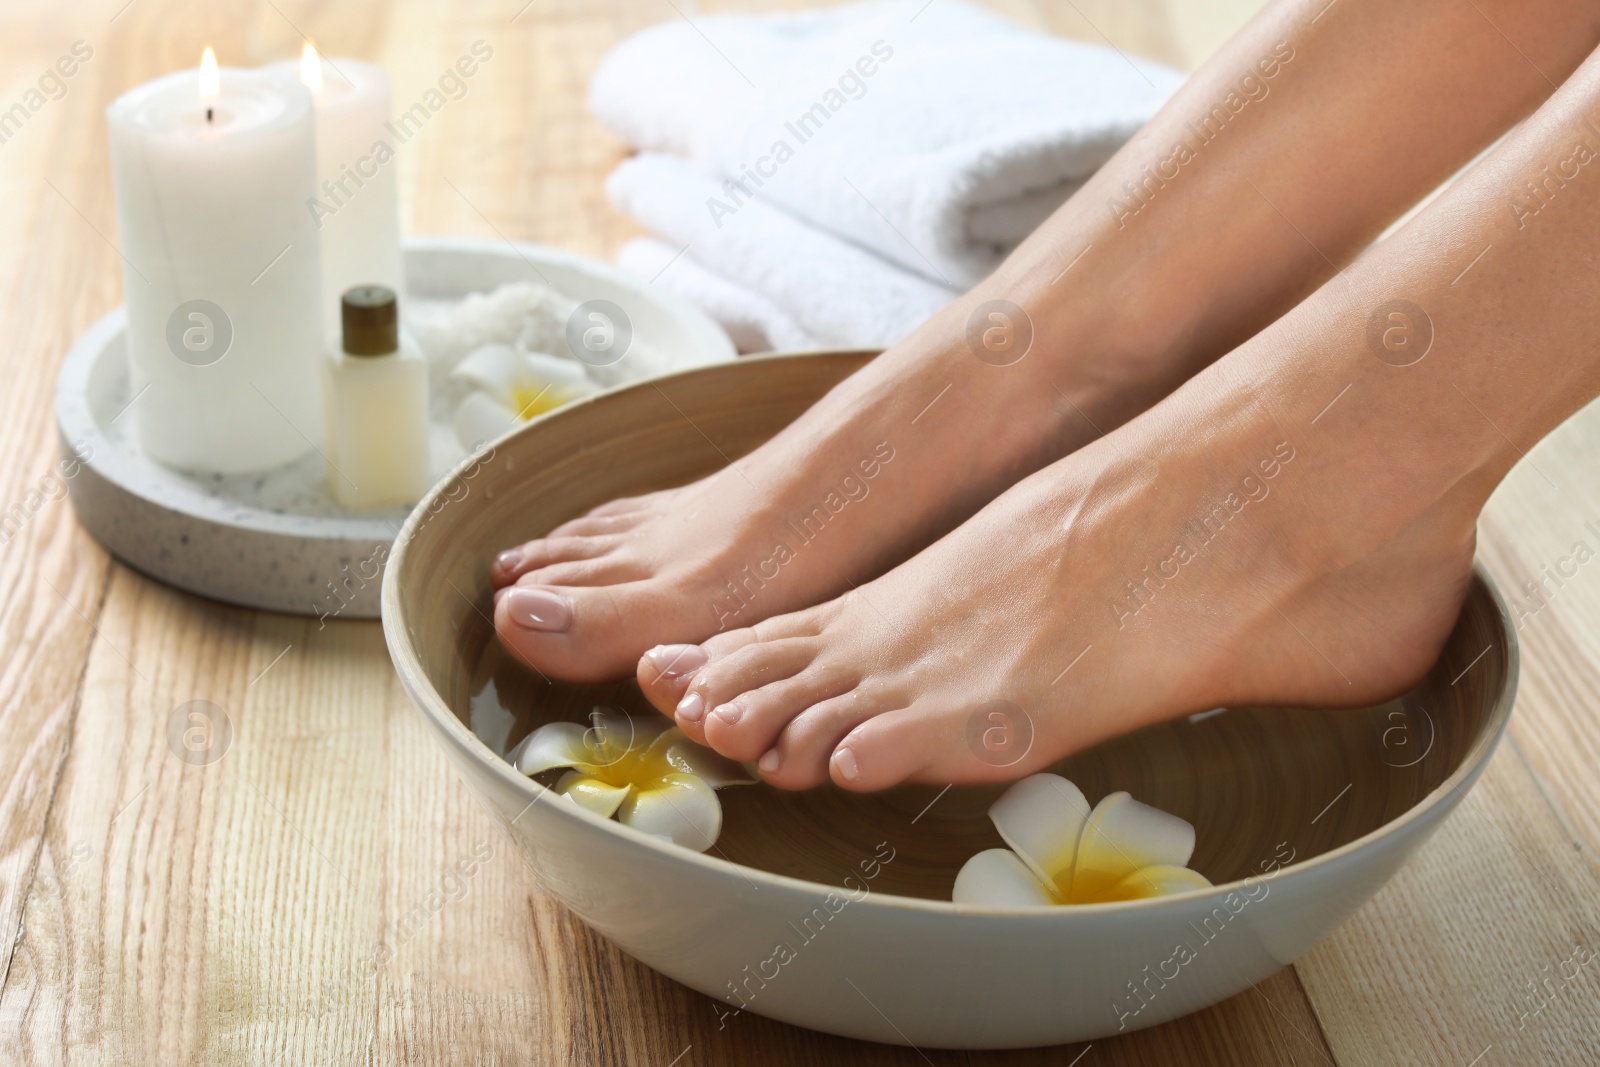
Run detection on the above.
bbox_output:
[504,587,572,632]
[758,749,782,774]
[712,701,744,726]
[676,692,705,724]
[494,548,523,574]
[833,746,860,782]
[645,644,708,680]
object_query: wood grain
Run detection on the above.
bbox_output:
[0,0,1593,1065]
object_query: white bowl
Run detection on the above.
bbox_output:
[383,351,1517,1048]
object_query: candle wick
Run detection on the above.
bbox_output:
[205,107,214,123]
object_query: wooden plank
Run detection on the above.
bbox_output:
[0,572,254,1063]
[966,968,1333,1067]
[1478,398,1600,871]
[1295,745,1600,1066]
[0,0,132,1011]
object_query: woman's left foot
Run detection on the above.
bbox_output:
[637,335,1481,792]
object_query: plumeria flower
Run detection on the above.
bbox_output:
[451,342,599,450]
[509,710,754,852]
[953,774,1212,906]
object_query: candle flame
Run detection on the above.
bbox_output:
[198,46,220,109]
[299,41,324,95]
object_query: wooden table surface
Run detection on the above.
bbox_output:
[2,0,1597,1063]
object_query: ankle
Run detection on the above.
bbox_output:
[976,245,1222,437]
[1159,328,1487,578]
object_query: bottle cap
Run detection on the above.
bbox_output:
[341,285,399,356]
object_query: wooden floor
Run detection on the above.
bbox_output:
[1,0,1597,1063]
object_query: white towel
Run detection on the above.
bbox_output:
[607,153,957,349]
[617,236,823,353]
[590,0,1184,289]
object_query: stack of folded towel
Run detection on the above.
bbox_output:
[591,0,1184,351]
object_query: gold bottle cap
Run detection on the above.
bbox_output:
[341,285,399,356]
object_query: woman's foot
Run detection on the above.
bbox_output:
[637,316,1483,791]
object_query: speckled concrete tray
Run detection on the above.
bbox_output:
[55,236,735,619]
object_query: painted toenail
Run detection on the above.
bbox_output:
[645,644,708,680]
[676,692,705,724]
[712,702,744,726]
[495,548,523,574]
[833,746,860,782]
[758,749,782,774]
[504,587,572,632]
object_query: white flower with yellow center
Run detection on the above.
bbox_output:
[509,711,754,852]
[953,774,1212,906]
[451,342,599,450]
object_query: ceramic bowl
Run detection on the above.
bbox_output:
[382,350,1518,1049]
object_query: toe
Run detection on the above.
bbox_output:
[828,707,937,792]
[492,535,616,587]
[635,627,764,734]
[495,580,685,684]
[635,627,765,733]
[694,638,817,710]
[757,689,894,790]
[518,555,650,588]
[637,643,710,717]
[584,490,670,518]
[674,635,813,748]
[546,509,654,539]
[698,651,847,762]
[641,611,830,743]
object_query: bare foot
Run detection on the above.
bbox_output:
[636,326,1480,791]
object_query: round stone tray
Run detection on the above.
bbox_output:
[55,236,736,619]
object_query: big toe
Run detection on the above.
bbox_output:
[495,581,681,683]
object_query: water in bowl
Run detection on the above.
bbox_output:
[461,637,1484,903]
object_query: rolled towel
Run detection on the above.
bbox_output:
[590,0,1183,288]
[606,153,957,349]
[617,237,824,353]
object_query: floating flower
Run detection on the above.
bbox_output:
[953,773,1211,906]
[509,711,753,852]
[451,342,599,450]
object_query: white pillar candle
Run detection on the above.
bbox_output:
[268,46,404,344]
[107,50,324,473]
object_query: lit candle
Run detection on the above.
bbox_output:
[107,48,324,473]
[269,45,403,344]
